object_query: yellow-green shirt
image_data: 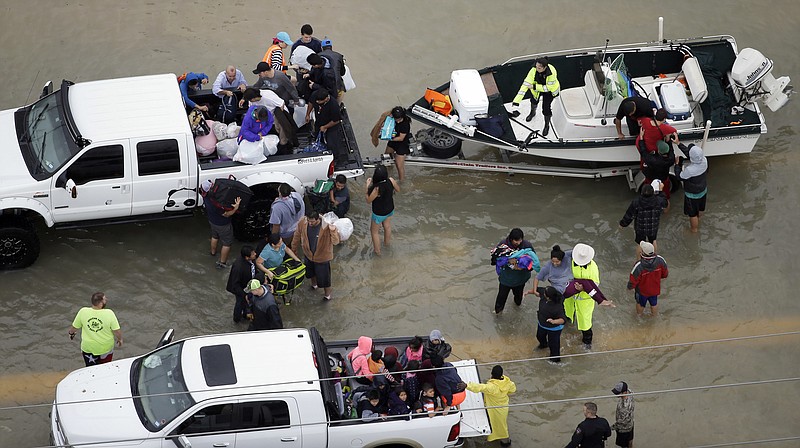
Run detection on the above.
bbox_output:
[72,307,120,355]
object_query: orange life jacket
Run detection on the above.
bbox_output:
[425,88,453,116]
[262,44,287,73]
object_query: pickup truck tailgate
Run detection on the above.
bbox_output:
[451,359,491,438]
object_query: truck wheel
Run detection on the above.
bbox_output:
[0,223,40,270]
[233,198,271,242]
[418,128,463,159]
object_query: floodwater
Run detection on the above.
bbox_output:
[1,1,800,447]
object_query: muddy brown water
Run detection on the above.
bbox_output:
[1,1,799,446]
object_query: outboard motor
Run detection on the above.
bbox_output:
[730,48,793,112]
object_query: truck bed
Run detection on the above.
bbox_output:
[315,331,491,439]
[189,89,363,177]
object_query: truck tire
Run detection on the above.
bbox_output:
[0,220,40,270]
[418,128,463,159]
[233,198,272,242]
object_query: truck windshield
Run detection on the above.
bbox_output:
[132,342,195,431]
[18,93,77,177]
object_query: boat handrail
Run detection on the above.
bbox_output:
[551,122,753,144]
[501,35,736,66]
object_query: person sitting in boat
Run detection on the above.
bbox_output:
[615,96,655,140]
[511,57,560,136]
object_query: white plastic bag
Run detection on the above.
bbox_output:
[234,139,267,164]
[226,122,241,139]
[216,139,239,160]
[211,121,228,141]
[263,134,279,156]
[334,218,353,241]
[322,211,339,225]
[343,64,356,91]
[295,106,312,128]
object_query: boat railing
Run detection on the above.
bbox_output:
[501,35,736,66]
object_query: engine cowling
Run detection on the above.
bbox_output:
[730,48,793,112]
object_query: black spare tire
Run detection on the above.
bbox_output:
[232,198,272,242]
[418,128,463,159]
[0,219,40,270]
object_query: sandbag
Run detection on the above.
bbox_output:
[263,134,279,156]
[226,122,241,139]
[212,121,228,141]
[216,139,239,160]
[343,64,356,91]
[334,217,353,241]
[195,131,217,156]
[234,139,267,164]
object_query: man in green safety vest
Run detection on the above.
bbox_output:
[511,57,560,136]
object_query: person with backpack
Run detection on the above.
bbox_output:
[269,183,305,245]
[200,179,241,268]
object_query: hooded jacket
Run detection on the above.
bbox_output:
[387,390,412,416]
[676,143,708,196]
[347,336,374,380]
[434,362,464,406]
[628,254,669,296]
[619,192,668,236]
[422,339,452,360]
[239,105,275,143]
[179,72,208,109]
[247,288,283,330]
[466,375,517,442]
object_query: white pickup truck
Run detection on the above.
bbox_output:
[51,328,490,448]
[0,74,364,269]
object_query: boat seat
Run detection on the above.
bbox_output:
[559,88,593,118]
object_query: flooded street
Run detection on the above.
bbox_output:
[1,1,799,446]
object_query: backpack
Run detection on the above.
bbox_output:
[271,259,306,295]
[206,178,253,212]
[216,94,237,124]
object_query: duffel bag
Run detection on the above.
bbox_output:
[271,259,306,295]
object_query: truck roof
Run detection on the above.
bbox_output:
[68,74,191,142]
[179,328,322,402]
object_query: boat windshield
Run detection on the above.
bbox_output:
[18,93,78,177]
[132,342,195,432]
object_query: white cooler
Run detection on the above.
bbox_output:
[449,69,489,125]
[659,82,691,120]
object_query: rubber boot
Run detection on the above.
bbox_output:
[526,100,538,122]
[542,115,551,137]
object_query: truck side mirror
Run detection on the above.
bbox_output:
[55,174,77,198]
[173,435,192,448]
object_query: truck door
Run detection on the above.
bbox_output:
[130,136,193,215]
[50,141,132,222]
[234,398,302,448]
[164,402,237,448]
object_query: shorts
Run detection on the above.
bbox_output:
[634,232,657,244]
[684,194,706,217]
[210,222,234,246]
[305,258,332,288]
[388,142,411,156]
[615,427,634,447]
[372,210,394,224]
[83,350,113,366]
[635,293,658,307]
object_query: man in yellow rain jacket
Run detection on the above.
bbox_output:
[467,365,516,446]
[564,243,613,348]
[511,57,560,136]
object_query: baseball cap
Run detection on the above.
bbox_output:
[244,279,262,293]
[253,61,270,74]
[657,140,670,155]
[276,31,293,45]
[321,38,332,47]
[612,381,629,395]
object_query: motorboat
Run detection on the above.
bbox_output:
[409,19,793,164]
